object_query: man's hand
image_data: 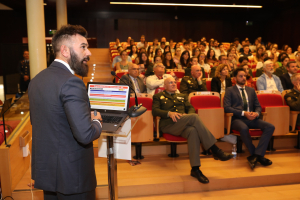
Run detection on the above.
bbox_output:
[24,75,29,81]
[244,111,257,121]
[170,71,176,77]
[296,83,300,91]
[197,71,203,81]
[169,112,182,122]
[91,111,102,124]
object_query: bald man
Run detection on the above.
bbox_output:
[152,77,233,184]
[120,64,146,93]
[180,65,207,94]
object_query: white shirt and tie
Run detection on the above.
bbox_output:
[129,75,141,93]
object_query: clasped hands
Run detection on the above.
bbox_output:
[169,112,186,122]
[244,111,258,121]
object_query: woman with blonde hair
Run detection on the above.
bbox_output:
[211,64,232,94]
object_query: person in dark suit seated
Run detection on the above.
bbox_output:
[211,64,232,94]
[224,68,275,170]
[180,65,207,94]
[153,77,233,184]
[280,61,298,90]
[28,25,102,199]
[284,73,300,127]
[120,64,146,93]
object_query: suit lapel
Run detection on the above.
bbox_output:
[127,74,136,91]
[233,85,243,105]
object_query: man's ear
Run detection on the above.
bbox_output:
[60,45,70,58]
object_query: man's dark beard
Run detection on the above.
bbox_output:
[68,48,89,77]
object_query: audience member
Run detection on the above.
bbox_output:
[215,43,227,59]
[234,38,242,51]
[296,52,300,67]
[147,45,155,62]
[206,49,219,68]
[172,43,180,54]
[239,56,253,77]
[120,64,146,93]
[199,42,207,55]
[152,38,160,50]
[294,45,300,56]
[267,47,279,62]
[164,45,171,54]
[240,45,253,58]
[137,52,153,73]
[129,45,138,62]
[274,56,289,77]
[232,64,255,89]
[224,68,274,170]
[152,77,233,183]
[180,65,207,94]
[286,47,295,60]
[113,38,121,48]
[160,42,166,53]
[161,37,169,45]
[256,60,283,92]
[123,36,131,49]
[211,64,232,94]
[280,61,298,90]
[173,47,181,66]
[155,48,163,58]
[282,44,289,52]
[227,47,239,62]
[199,53,211,74]
[178,50,190,69]
[115,50,133,71]
[163,52,176,69]
[137,35,146,49]
[253,47,264,63]
[146,63,175,95]
[18,50,30,93]
[127,39,135,50]
[169,39,174,49]
[111,46,131,69]
[211,55,228,78]
[192,47,200,60]
[145,55,162,77]
[185,56,205,76]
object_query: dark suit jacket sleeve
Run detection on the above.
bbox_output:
[224,87,243,117]
[211,77,220,93]
[152,94,169,118]
[280,75,287,90]
[227,77,233,87]
[61,77,101,145]
[179,78,189,94]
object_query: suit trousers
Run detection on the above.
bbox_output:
[161,114,217,167]
[231,118,275,156]
[44,190,95,200]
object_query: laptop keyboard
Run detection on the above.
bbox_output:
[102,115,123,124]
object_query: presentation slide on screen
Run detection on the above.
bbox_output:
[89,84,129,111]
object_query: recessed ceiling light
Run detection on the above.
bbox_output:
[110,2,262,8]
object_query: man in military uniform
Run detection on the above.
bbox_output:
[152,77,233,184]
[180,65,207,94]
[17,50,30,93]
[284,73,300,126]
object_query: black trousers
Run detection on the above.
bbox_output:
[44,190,95,200]
[20,77,30,93]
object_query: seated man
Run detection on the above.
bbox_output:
[146,63,176,95]
[224,68,275,170]
[256,57,271,77]
[240,45,252,57]
[256,60,283,92]
[111,46,131,69]
[120,64,146,93]
[284,73,300,127]
[280,61,298,90]
[153,77,233,183]
[239,56,253,77]
[180,65,207,94]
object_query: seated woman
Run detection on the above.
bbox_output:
[113,38,121,48]
[138,52,153,72]
[116,50,133,71]
[172,43,181,55]
[206,49,219,67]
[274,56,289,77]
[164,45,171,54]
[227,47,239,62]
[232,64,255,89]
[135,47,146,64]
[173,47,182,66]
[296,52,300,67]
[129,45,139,63]
[147,45,155,62]
[253,47,264,63]
[155,48,163,59]
[211,64,232,94]
[199,53,211,75]
[192,47,200,60]
[294,45,300,56]
[267,47,278,63]
[282,44,289,52]
[178,50,190,69]
[286,47,295,60]
[274,52,288,70]
[163,51,176,69]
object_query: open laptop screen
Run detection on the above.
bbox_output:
[87,83,130,111]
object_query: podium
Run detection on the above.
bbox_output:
[98,116,141,200]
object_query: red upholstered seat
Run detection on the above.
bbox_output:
[155,87,165,94]
[129,97,153,110]
[163,133,187,142]
[232,129,263,137]
[206,80,211,91]
[177,81,181,91]
[205,72,208,78]
[256,94,284,112]
[174,72,185,78]
[190,95,221,109]
[116,72,127,83]
[252,71,256,77]
[297,126,300,130]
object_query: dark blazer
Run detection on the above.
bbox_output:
[120,74,147,93]
[28,61,102,194]
[280,73,293,90]
[180,76,207,94]
[224,85,262,120]
[211,77,232,94]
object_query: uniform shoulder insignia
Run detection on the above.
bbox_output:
[160,96,165,99]
[287,97,292,101]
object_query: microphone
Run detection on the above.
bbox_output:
[111,71,146,117]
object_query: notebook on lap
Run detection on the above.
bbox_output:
[87,82,130,132]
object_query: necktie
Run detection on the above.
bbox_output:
[240,88,248,111]
[133,78,141,93]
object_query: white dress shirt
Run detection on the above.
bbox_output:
[265,75,278,91]
[146,74,173,95]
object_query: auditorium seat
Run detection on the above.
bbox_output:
[252,77,258,90]
[166,69,185,78]
[129,93,154,159]
[115,70,128,83]
[204,78,212,91]
[252,69,256,78]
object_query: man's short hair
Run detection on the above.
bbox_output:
[191,56,198,61]
[154,55,162,62]
[160,42,165,45]
[233,68,246,77]
[200,42,206,46]
[263,60,273,69]
[219,55,226,60]
[117,46,122,51]
[153,63,164,69]
[234,38,239,42]
[184,41,189,46]
[243,45,249,48]
[291,73,300,83]
[52,25,87,57]
[238,56,248,63]
[263,57,271,62]
[287,61,297,68]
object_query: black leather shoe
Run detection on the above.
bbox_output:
[257,156,272,166]
[247,155,258,170]
[190,169,209,184]
[213,149,234,161]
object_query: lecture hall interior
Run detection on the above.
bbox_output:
[1,0,300,199]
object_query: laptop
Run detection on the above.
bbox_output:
[87,82,130,132]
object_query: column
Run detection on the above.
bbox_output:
[25,0,47,79]
[56,0,68,29]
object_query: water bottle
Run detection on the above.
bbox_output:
[232,144,237,158]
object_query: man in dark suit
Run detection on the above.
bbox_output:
[153,77,233,184]
[17,50,30,93]
[29,25,102,200]
[120,64,146,93]
[180,65,207,94]
[224,68,275,170]
[280,61,298,90]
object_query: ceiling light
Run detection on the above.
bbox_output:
[110,2,262,8]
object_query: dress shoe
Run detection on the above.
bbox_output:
[190,169,209,184]
[212,149,234,161]
[247,155,258,170]
[257,156,272,166]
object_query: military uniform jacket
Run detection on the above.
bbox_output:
[180,76,207,95]
[18,60,30,77]
[284,89,300,126]
[152,90,195,130]
[274,66,288,77]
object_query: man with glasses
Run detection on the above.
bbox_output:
[180,65,207,94]
[120,64,146,93]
